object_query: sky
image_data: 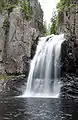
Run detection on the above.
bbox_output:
[38,0,60,26]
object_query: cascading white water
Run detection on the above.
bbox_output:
[23,34,65,98]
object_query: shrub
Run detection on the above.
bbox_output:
[0,0,19,13]
[50,12,58,34]
[20,0,33,20]
[57,0,72,14]
[3,17,9,35]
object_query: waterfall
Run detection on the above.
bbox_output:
[23,34,65,98]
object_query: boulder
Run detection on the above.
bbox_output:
[0,75,27,97]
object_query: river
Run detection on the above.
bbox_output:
[0,97,78,120]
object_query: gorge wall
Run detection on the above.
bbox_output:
[59,0,78,75]
[59,0,78,98]
[59,0,78,42]
[0,0,43,75]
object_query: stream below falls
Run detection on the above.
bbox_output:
[0,97,78,120]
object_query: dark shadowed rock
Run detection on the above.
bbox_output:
[61,74,78,98]
[0,75,27,97]
[61,40,76,75]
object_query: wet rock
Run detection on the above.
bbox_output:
[73,47,78,67]
[60,1,78,98]
[61,39,78,98]
[61,74,78,98]
[0,75,27,97]
[61,40,76,75]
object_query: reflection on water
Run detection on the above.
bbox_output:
[0,98,78,120]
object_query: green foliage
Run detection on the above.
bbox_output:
[7,0,19,5]
[20,0,33,20]
[57,0,72,14]
[50,12,58,34]
[0,0,6,12]
[50,0,73,35]
[0,74,12,80]
[0,0,32,20]
[43,22,47,35]
[0,74,21,80]
[3,17,9,34]
[0,0,19,13]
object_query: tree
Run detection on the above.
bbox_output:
[0,0,19,13]
[50,11,58,34]
[50,0,72,35]
[57,0,72,14]
[43,21,47,35]
[20,0,33,20]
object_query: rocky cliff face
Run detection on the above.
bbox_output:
[0,0,43,75]
[60,0,78,75]
[59,0,78,98]
[59,0,78,42]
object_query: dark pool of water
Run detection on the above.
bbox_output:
[0,97,78,120]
